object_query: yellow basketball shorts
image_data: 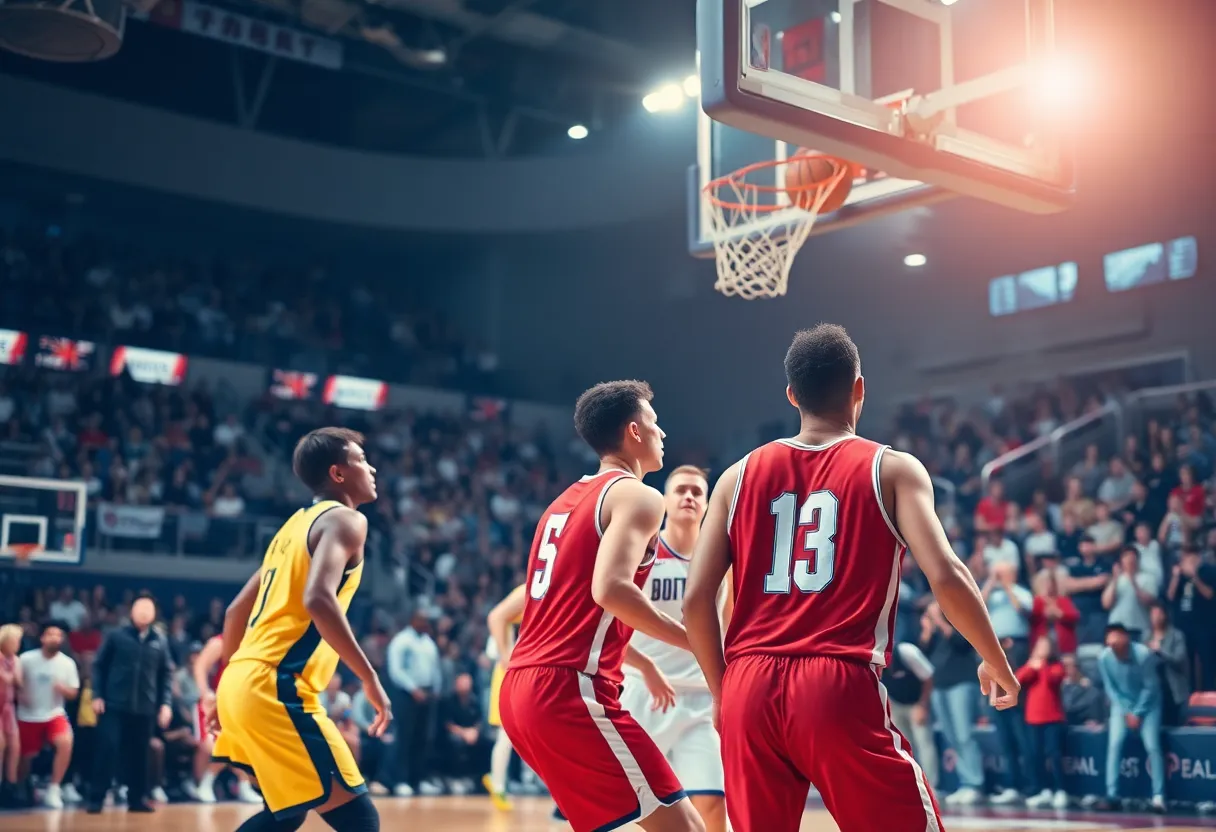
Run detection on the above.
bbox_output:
[212,660,365,818]
[488,663,506,727]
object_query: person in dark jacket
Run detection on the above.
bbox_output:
[921,602,984,806]
[86,593,173,813]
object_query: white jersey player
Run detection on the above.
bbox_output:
[621,465,729,832]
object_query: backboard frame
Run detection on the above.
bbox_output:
[0,474,87,564]
[697,0,1075,218]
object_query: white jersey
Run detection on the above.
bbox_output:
[624,536,711,691]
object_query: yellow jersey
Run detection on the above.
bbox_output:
[230,500,363,694]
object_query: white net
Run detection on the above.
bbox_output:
[703,158,850,300]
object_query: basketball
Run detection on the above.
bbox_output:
[785,154,853,213]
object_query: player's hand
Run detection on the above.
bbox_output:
[978,660,1020,710]
[712,697,722,734]
[158,704,172,730]
[364,674,393,738]
[641,665,676,713]
[1126,713,1141,730]
[911,703,929,726]
[202,693,221,735]
[92,697,106,715]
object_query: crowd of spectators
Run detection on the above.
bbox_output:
[2,219,1216,813]
[888,381,1216,812]
[0,225,500,392]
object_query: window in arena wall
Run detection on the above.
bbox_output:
[988,261,1078,317]
[1103,236,1197,293]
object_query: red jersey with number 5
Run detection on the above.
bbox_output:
[725,436,907,668]
[510,469,658,684]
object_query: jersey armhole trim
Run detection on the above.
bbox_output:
[726,453,751,538]
[594,474,635,539]
[304,503,346,558]
[872,446,908,549]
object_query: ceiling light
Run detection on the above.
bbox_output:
[830,11,842,22]
[904,253,927,267]
[642,83,685,114]
[567,124,589,140]
[683,74,700,98]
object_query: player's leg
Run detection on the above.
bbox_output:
[46,717,73,808]
[483,662,514,810]
[500,666,689,832]
[720,656,810,832]
[789,658,943,832]
[668,691,726,832]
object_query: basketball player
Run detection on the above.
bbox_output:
[483,583,525,810]
[192,636,262,804]
[620,465,727,832]
[684,324,1021,832]
[209,427,391,832]
[500,380,704,832]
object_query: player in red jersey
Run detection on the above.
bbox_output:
[192,637,260,804]
[501,380,703,832]
[684,324,1021,832]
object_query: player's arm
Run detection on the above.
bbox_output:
[624,642,676,712]
[487,584,526,667]
[221,570,262,664]
[684,461,739,701]
[194,637,223,697]
[591,479,687,650]
[303,508,378,684]
[882,450,1019,708]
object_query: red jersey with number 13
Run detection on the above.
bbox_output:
[725,436,907,668]
[510,469,658,685]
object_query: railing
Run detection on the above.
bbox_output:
[88,504,393,564]
[1122,379,1216,441]
[981,402,1123,503]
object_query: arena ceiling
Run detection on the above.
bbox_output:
[0,0,699,158]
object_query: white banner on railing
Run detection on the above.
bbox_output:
[97,504,166,539]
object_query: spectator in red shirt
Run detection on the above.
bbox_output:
[1171,464,1206,522]
[1017,636,1068,809]
[1030,570,1080,655]
[975,479,1008,533]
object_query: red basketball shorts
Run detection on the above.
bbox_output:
[500,665,685,832]
[720,654,944,832]
[18,714,72,756]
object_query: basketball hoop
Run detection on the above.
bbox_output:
[5,543,40,567]
[702,154,853,299]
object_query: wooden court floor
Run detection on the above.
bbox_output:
[2,796,1214,831]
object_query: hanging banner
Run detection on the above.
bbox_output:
[147,0,344,70]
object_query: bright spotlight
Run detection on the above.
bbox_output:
[904,253,927,267]
[683,74,700,98]
[642,83,686,114]
[1033,54,1088,112]
[940,0,960,6]
[567,124,589,140]
[830,11,842,22]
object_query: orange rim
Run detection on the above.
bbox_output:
[703,153,855,212]
[8,543,39,561]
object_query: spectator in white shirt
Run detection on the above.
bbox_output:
[211,414,244,448]
[1088,501,1125,558]
[386,611,442,797]
[48,588,87,632]
[1097,458,1138,513]
[982,530,1021,570]
[1102,546,1159,640]
[17,624,80,809]
[1022,512,1057,562]
[1132,522,1164,588]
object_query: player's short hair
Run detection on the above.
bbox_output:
[665,465,709,490]
[574,380,653,456]
[293,427,365,493]
[784,324,860,414]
